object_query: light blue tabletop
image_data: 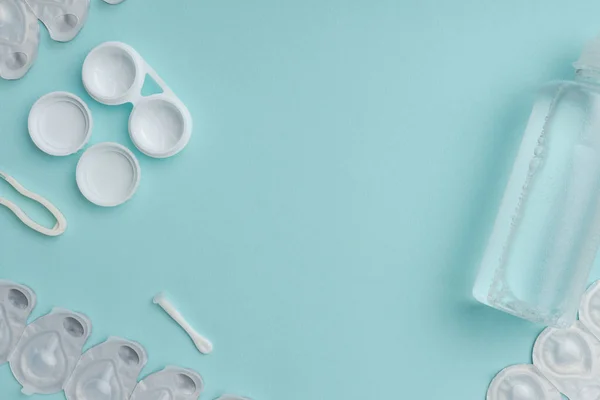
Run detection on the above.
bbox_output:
[1,0,600,398]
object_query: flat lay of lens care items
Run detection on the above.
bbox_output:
[9,1,600,399]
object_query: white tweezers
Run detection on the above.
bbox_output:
[0,171,67,236]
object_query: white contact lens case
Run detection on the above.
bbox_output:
[130,366,204,400]
[24,0,89,42]
[64,337,148,400]
[76,142,141,207]
[9,308,91,395]
[487,364,561,400]
[0,281,36,364]
[82,42,192,158]
[102,0,126,4]
[29,92,92,156]
[0,0,39,80]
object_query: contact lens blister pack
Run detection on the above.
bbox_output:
[487,280,600,400]
[0,0,39,79]
[82,42,192,158]
[24,0,89,42]
[579,280,600,341]
[530,280,600,400]
[8,308,92,395]
[64,337,148,400]
[1,0,93,79]
[487,364,561,400]
[130,366,204,400]
[533,321,600,399]
[0,280,36,364]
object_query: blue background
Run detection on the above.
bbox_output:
[1,0,600,398]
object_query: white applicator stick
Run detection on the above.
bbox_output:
[153,292,213,355]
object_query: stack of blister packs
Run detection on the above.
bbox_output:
[0,0,123,80]
[487,280,600,400]
[0,280,248,400]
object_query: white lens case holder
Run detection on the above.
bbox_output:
[130,366,204,400]
[82,42,192,158]
[9,308,91,395]
[64,337,148,400]
[0,0,39,80]
[0,280,36,364]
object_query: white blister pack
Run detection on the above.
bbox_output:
[0,0,40,80]
[130,366,204,400]
[64,337,148,400]
[533,321,600,399]
[0,280,36,364]
[82,42,192,158]
[487,364,561,400]
[8,308,92,395]
[580,280,600,341]
[24,0,89,42]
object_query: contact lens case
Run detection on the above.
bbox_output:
[82,42,192,158]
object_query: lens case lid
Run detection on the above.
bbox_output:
[8,308,92,395]
[82,41,192,158]
[28,92,93,156]
[0,0,40,80]
[0,280,36,364]
[130,366,204,400]
[64,337,148,400]
[76,142,141,207]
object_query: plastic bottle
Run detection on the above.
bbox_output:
[473,36,600,328]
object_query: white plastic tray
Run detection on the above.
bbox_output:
[82,42,192,158]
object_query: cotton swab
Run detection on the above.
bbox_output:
[153,292,213,355]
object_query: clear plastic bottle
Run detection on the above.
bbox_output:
[473,36,600,328]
